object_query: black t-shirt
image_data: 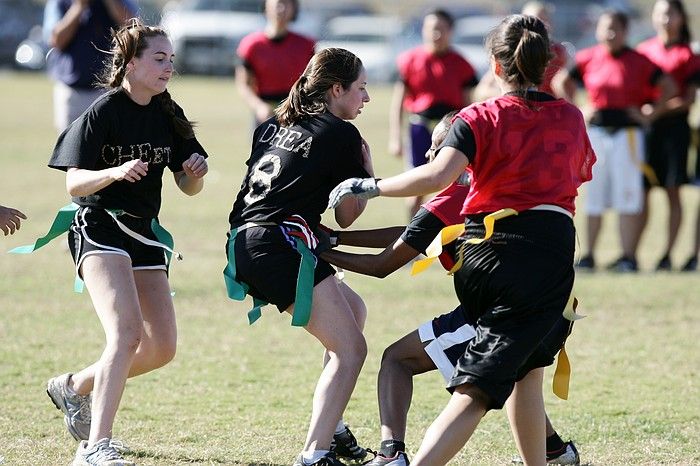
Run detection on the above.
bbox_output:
[401,207,445,254]
[229,112,370,229]
[48,88,208,218]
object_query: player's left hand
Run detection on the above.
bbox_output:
[327,177,379,209]
[182,153,208,178]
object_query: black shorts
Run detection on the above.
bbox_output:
[231,225,336,311]
[68,206,168,277]
[419,305,573,389]
[449,210,575,409]
[645,115,690,188]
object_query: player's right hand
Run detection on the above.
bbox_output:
[112,159,148,183]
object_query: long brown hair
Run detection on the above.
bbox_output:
[99,18,195,139]
[486,14,552,90]
[275,48,363,126]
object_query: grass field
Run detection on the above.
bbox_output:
[0,71,698,465]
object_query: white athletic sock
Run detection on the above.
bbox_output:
[302,449,330,464]
[335,420,346,434]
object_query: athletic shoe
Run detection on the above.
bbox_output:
[363,451,410,466]
[292,451,346,466]
[330,425,367,461]
[511,441,580,465]
[548,441,580,465]
[655,255,672,271]
[681,256,698,272]
[575,255,595,271]
[606,256,638,273]
[72,438,135,466]
[47,373,91,441]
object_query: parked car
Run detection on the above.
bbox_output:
[316,15,404,83]
[451,15,502,78]
[0,0,43,68]
[160,0,323,75]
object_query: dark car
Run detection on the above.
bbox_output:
[0,0,43,67]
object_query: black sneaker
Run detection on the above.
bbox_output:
[681,256,698,272]
[331,425,367,461]
[655,255,672,271]
[576,255,595,271]
[606,256,638,273]
[293,451,346,466]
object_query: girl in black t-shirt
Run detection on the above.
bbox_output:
[225,48,373,466]
[46,19,208,465]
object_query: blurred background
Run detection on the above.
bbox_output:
[4,0,700,80]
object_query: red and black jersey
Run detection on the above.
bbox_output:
[637,36,700,101]
[237,31,315,101]
[450,93,595,216]
[229,112,369,229]
[571,44,661,109]
[397,46,478,115]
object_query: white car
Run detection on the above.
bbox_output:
[160,0,321,75]
[316,15,405,83]
[451,15,502,78]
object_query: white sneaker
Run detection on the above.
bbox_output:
[72,438,136,466]
[47,373,91,441]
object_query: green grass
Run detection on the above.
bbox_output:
[0,72,698,465]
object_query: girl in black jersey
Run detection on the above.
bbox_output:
[225,48,372,466]
[46,19,208,465]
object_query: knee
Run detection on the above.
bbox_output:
[380,342,418,375]
[152,338,177,368]
[338,333,367,369]
[111,325,143,356]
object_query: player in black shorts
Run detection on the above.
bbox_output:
[45,19,208,465]
[225,48,373,466]
[321,114,579,466]
[329,15,595,466]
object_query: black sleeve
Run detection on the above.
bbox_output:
[568,65,583,86]
[329,123,370,185]
[48,105,108,171]
[463,75,480,89]
[167,102,208,173]
[439,118,477,164]
[400,207,446,255]
[649,67,663,86]
[687,69,700,86]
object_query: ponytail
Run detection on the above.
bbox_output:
[486,14,552,90]
[275,48,362,126]
[157,89,195,139]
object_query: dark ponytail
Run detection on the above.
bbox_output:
[486,14,552,90]
[99,18,195,138]
[275,48,363,126]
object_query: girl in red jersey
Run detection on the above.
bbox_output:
[236,0,315,124]
[637,0,700,270]
[329,14,595,466]
[388,9,478,221]
[554,10,676,272]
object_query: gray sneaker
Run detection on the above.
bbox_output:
[47,373,91,441]
[73,438,135,466]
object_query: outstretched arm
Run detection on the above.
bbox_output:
[0,205,27,236]
[337,226,405,248]
[321,237,420,278]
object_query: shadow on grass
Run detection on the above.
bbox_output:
[129,448,286,465]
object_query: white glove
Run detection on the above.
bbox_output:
[327,177,380,209]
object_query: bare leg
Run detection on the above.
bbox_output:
[586,214,602,257]
[70,270,177,395]
[406,196,423,223]
[632,190,650,255]
[75,255,143,444]
[292,276,367,453]
[411,384,488,466]
[505,368,547,466]
[619,213,640,259]
[664,186,682,257]
[378,331,435,442]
